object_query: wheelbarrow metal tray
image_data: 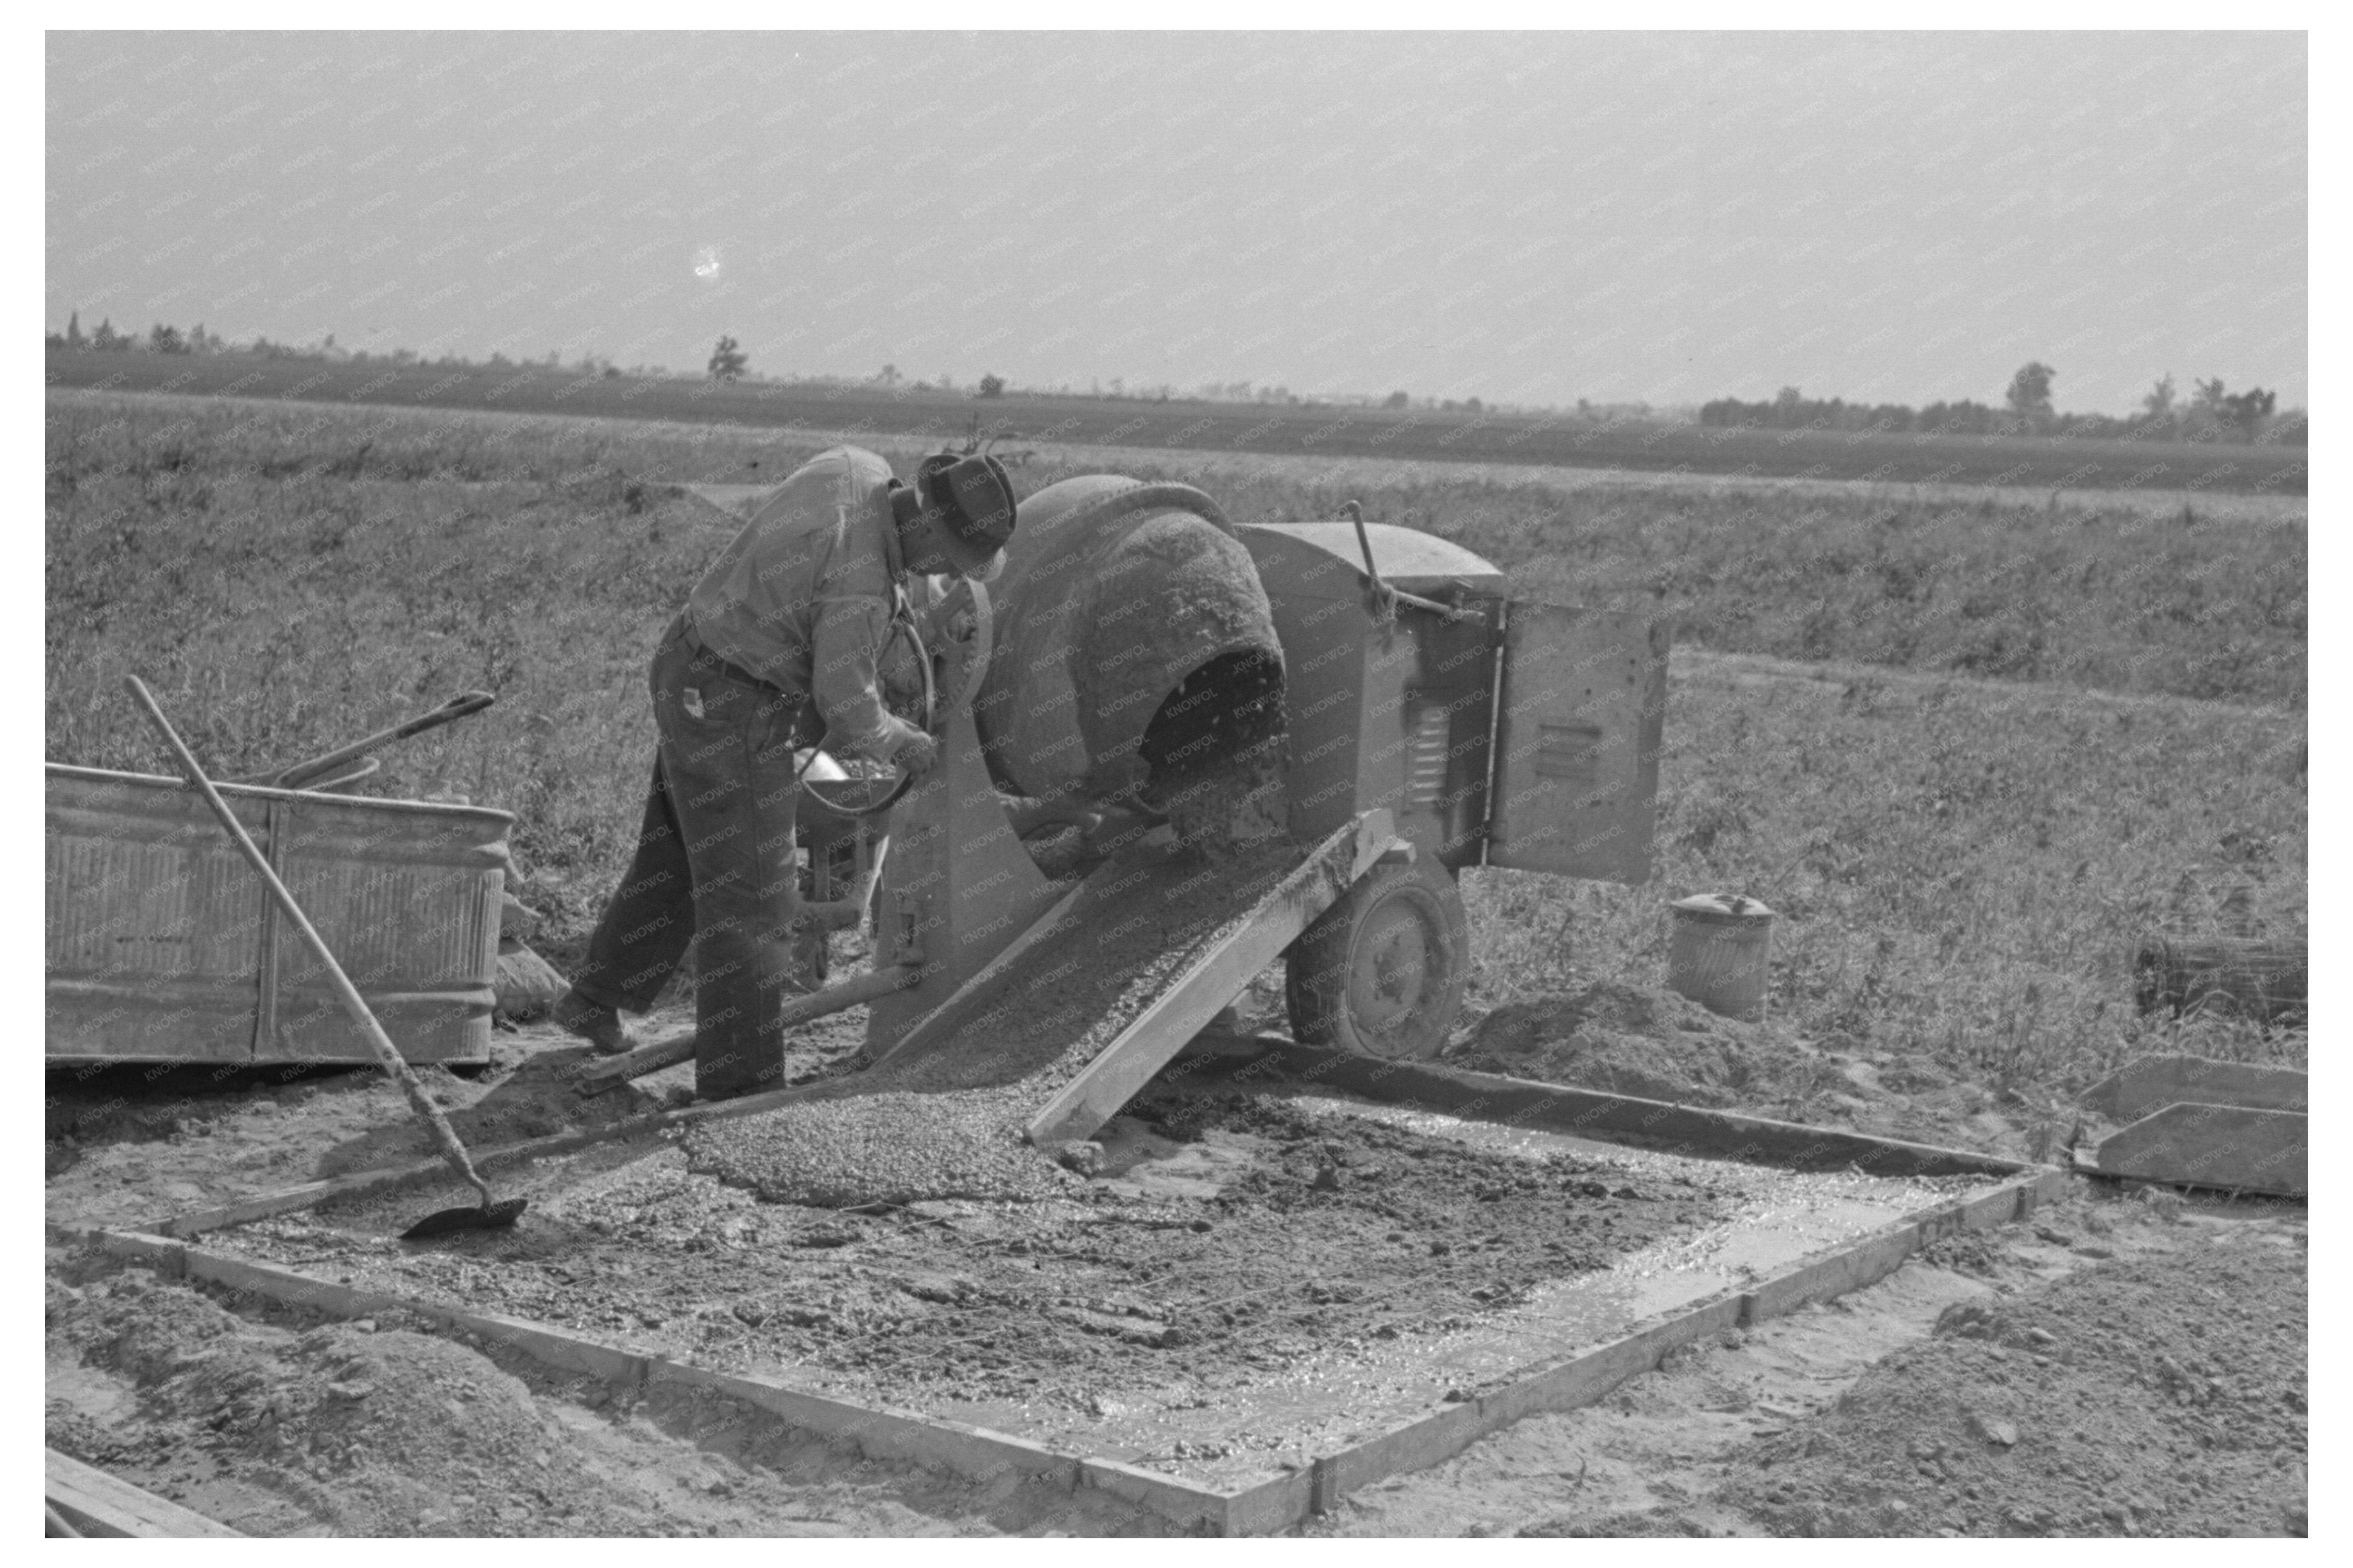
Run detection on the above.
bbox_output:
[44,762,512,1066]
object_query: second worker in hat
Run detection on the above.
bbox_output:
[901,452,1018,582]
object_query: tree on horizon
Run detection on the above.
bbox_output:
[2005,362,2055,424]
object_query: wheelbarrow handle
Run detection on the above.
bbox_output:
[251,690,496,789]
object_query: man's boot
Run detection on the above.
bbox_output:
[552,988,635,1056]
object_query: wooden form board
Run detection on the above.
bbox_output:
[64,1042,2075,1536]
[80,1227,1233,1537]
[76,1166,2062,1537]
[2082,1053,2309,1121]
[46,1448,244,1538]
[1225,1169,2065,1530]
[2086,1102,2307,1197]
[1235,1044,2045,1179]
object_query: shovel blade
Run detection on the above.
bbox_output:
[401,1197,528,1240]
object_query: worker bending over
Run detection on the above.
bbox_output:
[554,446,1017,1098]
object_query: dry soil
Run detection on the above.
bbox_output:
[1443,978,2068,1160]
[1305,1189,2306,1538]
[46,948,2306,1538]
[45,1254,1171,1537]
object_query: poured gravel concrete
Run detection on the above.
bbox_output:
[682,1086,1081,1207]
[683,827,1298,1207]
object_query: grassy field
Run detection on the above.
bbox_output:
[48,391,2306,711]
[1466,656,2304,1096]
[46,390,2306,1104]
[46,348,2307,495]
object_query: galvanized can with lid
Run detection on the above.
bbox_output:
[1667,892,1775,1022]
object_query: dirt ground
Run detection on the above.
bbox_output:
[1443,978,2065,1159]
[44,980,1202,1538]
[1307,1190,2306,1538]
[46,969,2306,1538]
[41,997,850,1235]
[44,1254,1171,1537]
[38,1027,1761,1537]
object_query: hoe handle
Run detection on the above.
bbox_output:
[124,677,492,1205]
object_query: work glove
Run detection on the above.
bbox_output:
[891,729,942,779]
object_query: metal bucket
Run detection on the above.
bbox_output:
[1667,892,1774,1022]
[45,764,512,1065]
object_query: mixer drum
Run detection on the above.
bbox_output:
[976,476,1286,807]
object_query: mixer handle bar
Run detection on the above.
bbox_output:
[1339,500,1477,623]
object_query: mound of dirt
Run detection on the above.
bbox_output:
[1519,1510,1713,1538]
[1448,980,1835,1108]
[47,1263,670,1536]
[1717,1226,2307,1536]
[47,1253,1188,1537]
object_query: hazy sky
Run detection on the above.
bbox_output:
[46,31,2306,412]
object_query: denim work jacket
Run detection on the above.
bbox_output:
[683,445,928,762]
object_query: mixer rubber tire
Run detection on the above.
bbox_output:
[1285,858,1469,1061]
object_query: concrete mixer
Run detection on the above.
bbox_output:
[620,469,1667,1122]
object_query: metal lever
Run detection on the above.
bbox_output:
[1340,500,1476,623]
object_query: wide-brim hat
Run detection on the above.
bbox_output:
[913,452,1017,582]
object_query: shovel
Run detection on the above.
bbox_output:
[233,690,496,790]
[126,677,524,1240]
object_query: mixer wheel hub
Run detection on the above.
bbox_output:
[1285,857,1469,1060]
